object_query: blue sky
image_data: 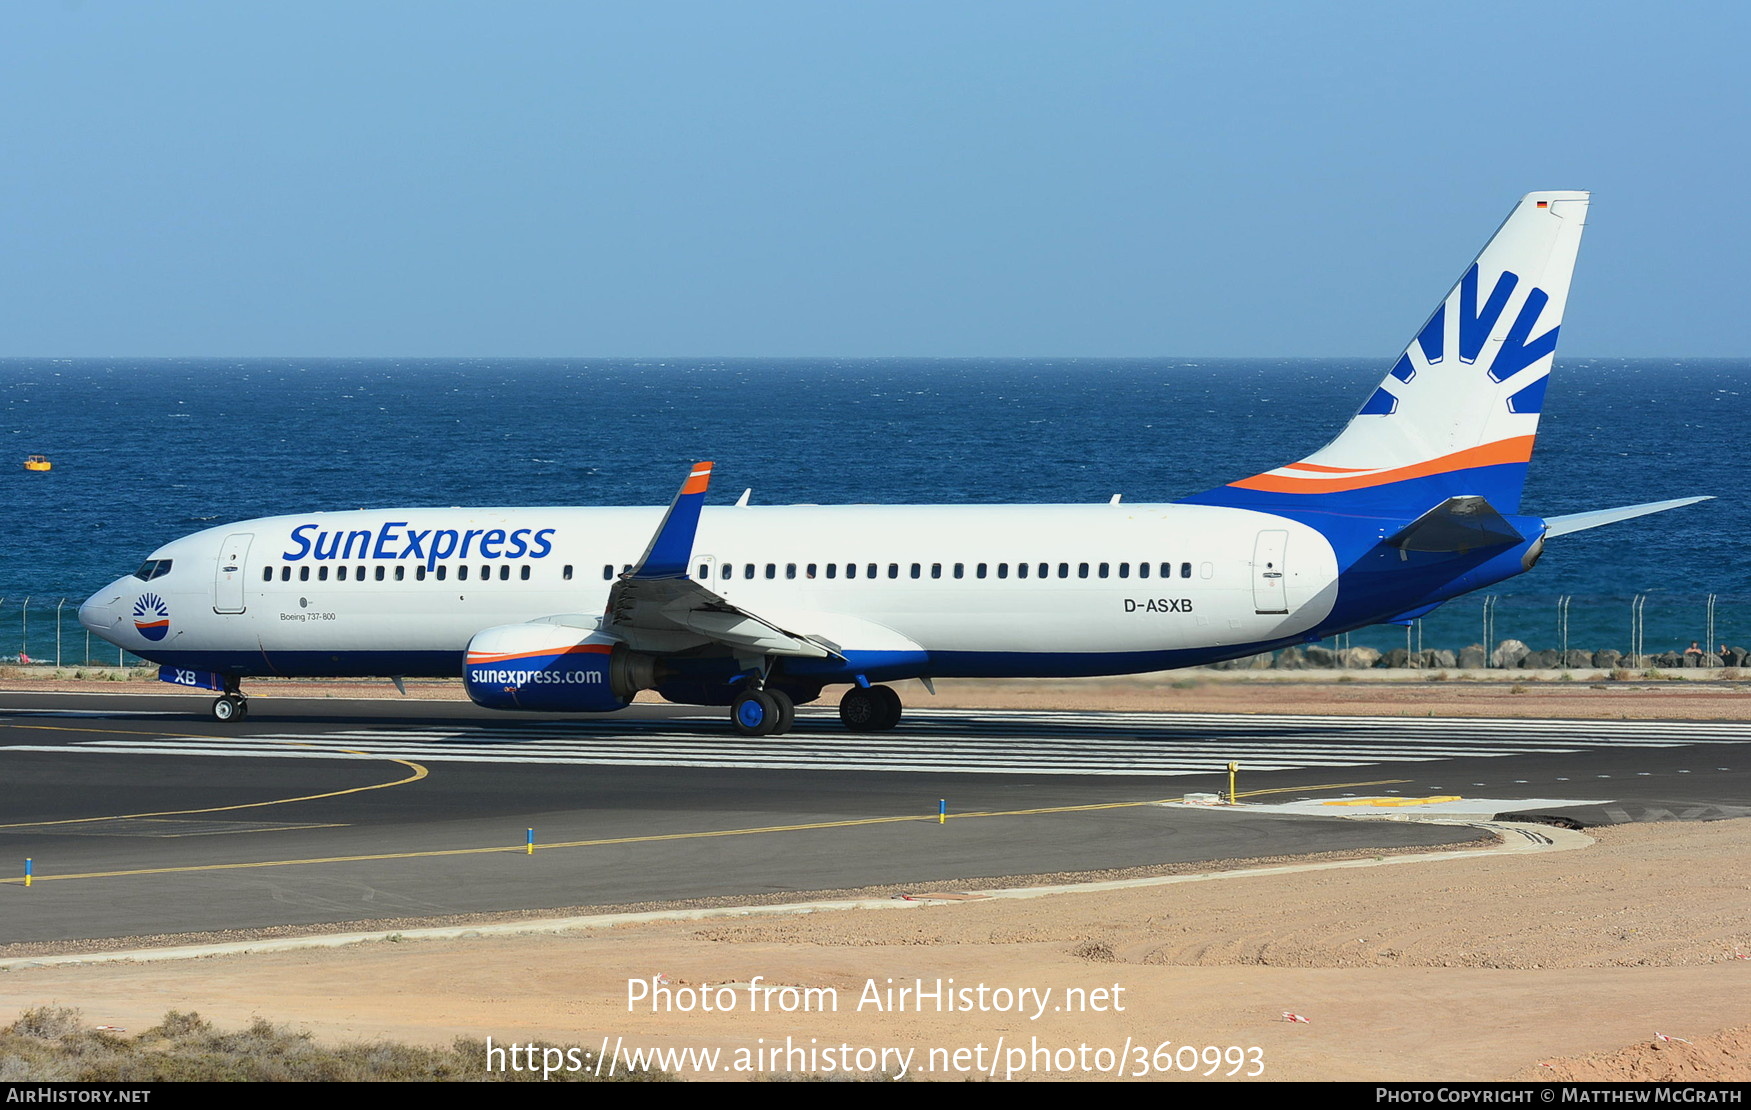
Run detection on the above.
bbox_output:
[1,2,1745,357]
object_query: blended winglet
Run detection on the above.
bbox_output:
[627,461,714,579]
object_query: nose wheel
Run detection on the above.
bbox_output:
[211,694,248,722]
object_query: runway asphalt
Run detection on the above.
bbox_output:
[1,690,1746,944]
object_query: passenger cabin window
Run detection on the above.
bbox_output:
[318,567,329,581]
[976,563,987,579]
[262,567,272,582]
[827,564,838,579]
[435,566,447,581]
[416,567,427,581]
[1139,562,1151,579]
[457,566,468,581]
[281,567,291,582]
[394,566,406,581]
[1181,562,1192,578]
[376,567,386,581]
[910,563,921,579]
[603,565,613,581]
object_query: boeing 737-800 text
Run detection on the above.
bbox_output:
[79,192,1705,733]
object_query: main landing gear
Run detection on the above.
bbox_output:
[839,684,901,731]
[731,687,795,737]
[726,681,904,735]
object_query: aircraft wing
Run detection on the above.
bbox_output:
[603,462,838,659]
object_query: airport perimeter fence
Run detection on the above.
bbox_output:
[1329,591,1751,669]
[0,592,1746,673]
[0,596,145,669]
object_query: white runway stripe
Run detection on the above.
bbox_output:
[4,706,1744,776]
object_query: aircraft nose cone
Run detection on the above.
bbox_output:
[78,593,115,635]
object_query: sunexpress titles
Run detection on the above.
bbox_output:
[281,522,558,572]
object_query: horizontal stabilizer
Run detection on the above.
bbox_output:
[1543,496,1712,538]
[1387,496,1524,552]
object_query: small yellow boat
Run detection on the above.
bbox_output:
[23,455,51,472]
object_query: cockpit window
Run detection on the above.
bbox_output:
[132,559,173,581]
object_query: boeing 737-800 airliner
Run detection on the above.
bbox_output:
[79,192,1705,733]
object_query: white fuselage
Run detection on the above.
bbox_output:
[81,502,1340,678]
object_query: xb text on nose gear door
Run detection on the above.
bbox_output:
[1252,530,1288,614]
[214,533,253,614]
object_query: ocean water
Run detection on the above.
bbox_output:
[1,357,1744,662]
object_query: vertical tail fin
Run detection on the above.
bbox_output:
[1187,191,1589,515]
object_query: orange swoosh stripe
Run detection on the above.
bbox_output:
[1281,462,1378,474]
[467,644,614,666]
[1230,436,1535,494]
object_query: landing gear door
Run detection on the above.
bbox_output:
[1252,530,1289,615]
[214,533,253,614]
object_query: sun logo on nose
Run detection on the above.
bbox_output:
[133,593,171,641]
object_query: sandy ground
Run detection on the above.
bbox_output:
[4,673,1750,1082]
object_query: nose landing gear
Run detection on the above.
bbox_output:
[211,679,248,722]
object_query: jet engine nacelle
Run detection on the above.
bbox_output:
[462,620,657,712]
